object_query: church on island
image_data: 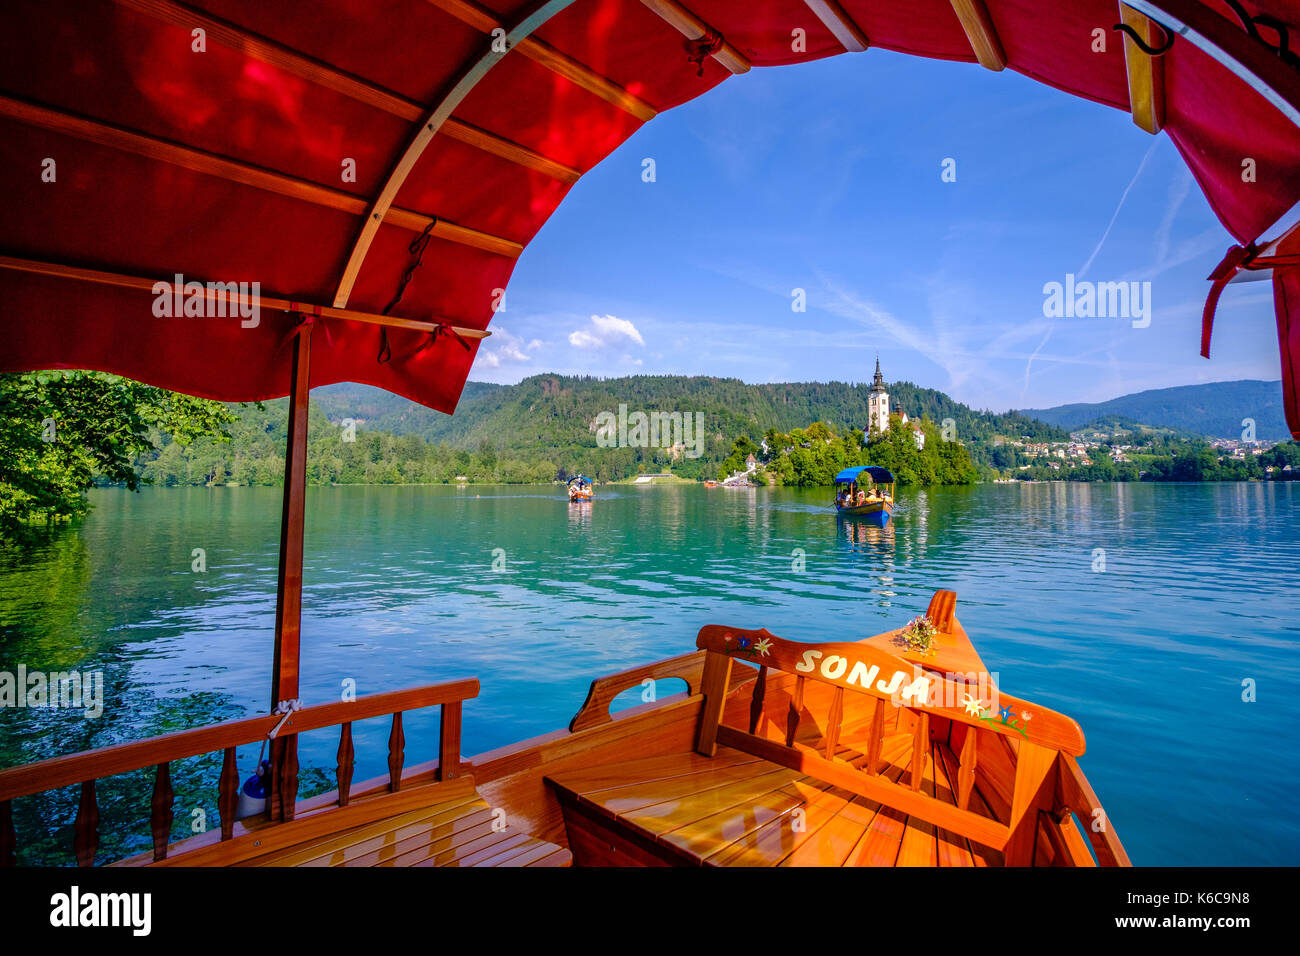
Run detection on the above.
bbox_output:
[864,358,925,449]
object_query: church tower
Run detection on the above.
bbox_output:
[867,356,890,437]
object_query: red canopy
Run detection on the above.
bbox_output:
[2,0,1299,429]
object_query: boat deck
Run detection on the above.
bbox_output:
[547,732,1004,866]
[3,592,1125,868]
[237,787,571,867]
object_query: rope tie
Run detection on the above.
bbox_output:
[685,28,723,76]
[276,304,331,355]
[267,698,303,740]
[413,322,473,358]
[377,218,438,364]
[252,697,303,774]
[1201,242,1300,358]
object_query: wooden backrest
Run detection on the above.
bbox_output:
[693,625,1085,756]
[691,599,1087,862]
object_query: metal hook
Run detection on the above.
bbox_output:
[1221,0,1261,41]
[1220,2,1300,69]
[1112,21,1175,56]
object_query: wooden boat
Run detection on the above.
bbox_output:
[6,0,1299,875]
[835,465,895,526]
[0,590,1129,867]
[567,475,593,502]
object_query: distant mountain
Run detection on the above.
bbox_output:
[310,375,1068,455]
[311,380,502,435]
[1023,380,1288,439]
[1063,414,1202,443]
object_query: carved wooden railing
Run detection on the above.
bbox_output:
[0,678,478,866]
[693,623,1126,865]
[568,651,707,732]
[1048,752,1132,866]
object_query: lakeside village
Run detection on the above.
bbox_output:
[986,433,1292,482]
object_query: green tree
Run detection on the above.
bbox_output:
[0,371,236,542]
[1262,441,1300,469]
[1170,446,1216,481]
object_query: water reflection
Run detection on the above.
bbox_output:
[838,515,896,552]
[836,516,897,607]
[566,500,592,529]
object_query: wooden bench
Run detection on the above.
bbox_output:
[235,778,570,867]
[548,720,1005,865]
[548,615,1093,866]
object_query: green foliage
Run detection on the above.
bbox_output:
[863,416,980,486]
[732,415,977,487]
[139,398,564,488]
[1262,440,1300,469]
[308,374,1066,474]
[0,372,236,542]
[884,382,1068,451]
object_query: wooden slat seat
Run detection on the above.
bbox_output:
[546,733,1000,866]
[241,787,570,867]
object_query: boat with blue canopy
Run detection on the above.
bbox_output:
[567,474,593,503]
[834,465,895,526]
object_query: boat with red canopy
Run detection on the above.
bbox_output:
[3,0,1298,870]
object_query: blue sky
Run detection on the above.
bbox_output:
[473,48,1282,412]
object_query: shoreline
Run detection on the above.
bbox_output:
[93,475,1298,491]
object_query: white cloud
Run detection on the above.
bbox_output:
[476,325,542,369]
[568,314,645,350]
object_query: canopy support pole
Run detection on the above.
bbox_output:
[268,324,312,821]
[1119,3,1166,134]
[950,0,1007,71]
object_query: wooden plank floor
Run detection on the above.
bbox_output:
[240,789,571,867]
[547,736,1004,866]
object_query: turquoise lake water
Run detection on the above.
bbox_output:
[1,482,1297,865]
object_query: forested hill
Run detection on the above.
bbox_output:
[310,375,1068,450]
[135,375,1068,487]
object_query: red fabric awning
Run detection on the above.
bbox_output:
[1,0,1299,425]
